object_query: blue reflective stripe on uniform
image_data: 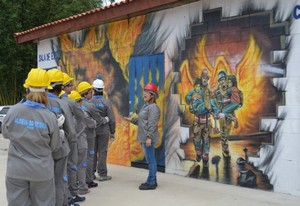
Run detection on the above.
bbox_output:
[48,106,61,113]
[95,102,105,108]
[63,175,68,182]
[71,165,78,171]
[82,161,87,168]
[89,150,95,155]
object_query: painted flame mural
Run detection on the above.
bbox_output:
[45,0,294,192]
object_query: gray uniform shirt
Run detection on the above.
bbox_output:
[76,108,97,149]
[2,102,61,181]
[91,96,116,135]
[133,103,160,144]
[82,98,108,139]
[48,95,74,159]
[61,95,86,125]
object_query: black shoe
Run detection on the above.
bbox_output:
[87,181,98,188]
[68,198,80,206]
[72,195,86,203]
[139,183,156,190]
[140,182,158,187]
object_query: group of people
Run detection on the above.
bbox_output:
[2,68,116,206]
[185,68,243,169]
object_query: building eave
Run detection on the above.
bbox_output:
[14,0,197,45]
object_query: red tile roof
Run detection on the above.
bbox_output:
[14,0,190,44]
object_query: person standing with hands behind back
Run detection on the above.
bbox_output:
[124,83,160,190]
[3,68,61,206]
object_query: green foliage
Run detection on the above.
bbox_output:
[0,0,103,105]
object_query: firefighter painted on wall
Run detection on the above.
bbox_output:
[185,68,218,174]
[215,71,233,158]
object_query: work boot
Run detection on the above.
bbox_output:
[68,198,80,206]
[78,189,90,195]
[87,181,98,188]
[98,175,112,181]
[72,195,86,203]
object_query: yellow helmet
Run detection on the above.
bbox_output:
[62,72,74,86]
[77,81,92,94]
[23,78,29,88]
[25,68,53,90]
[47,68,63,84]
[58,90,65,97]
[68,90,82,101]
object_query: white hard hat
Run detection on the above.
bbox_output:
[92,79,105,89]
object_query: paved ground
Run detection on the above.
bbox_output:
[1,134,300,206]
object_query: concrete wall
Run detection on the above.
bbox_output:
[37,0,300,196]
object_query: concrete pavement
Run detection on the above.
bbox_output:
[1,135,300,206]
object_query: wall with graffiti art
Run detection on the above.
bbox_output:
[38,0,300,196]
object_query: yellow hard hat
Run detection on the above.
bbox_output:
[62,73,74,86]
[68,90,82,101]
[58,90,65,97]
[26,68,53,90]
[23,78,29,88]
[47,68,63,84]
[77,81,92,94]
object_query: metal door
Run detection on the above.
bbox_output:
[128,53,165,170]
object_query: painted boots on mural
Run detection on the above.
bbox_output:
[221,136,231,159]
[227,114,239,128]
[187,161,201,178]
[222,149,231,159]
[222,144,231,159]
[200,153,210,179]
[202,153,209,167]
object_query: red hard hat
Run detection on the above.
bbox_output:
[144,83,158,95]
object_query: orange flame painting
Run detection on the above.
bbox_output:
[179,34,279,135]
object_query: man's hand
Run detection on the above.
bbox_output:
[123,117,131,121]
[146,137,152,147]
[110,134,115,141]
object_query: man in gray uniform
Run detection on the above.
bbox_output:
[3,68,61,206]
[59,72,88,204]
[47,69,83,206]
[77,81,109,188]
[91,79,116,181]
[68,91,97,195]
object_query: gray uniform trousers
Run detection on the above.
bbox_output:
[60,97,81,198]
[82,99,107,183]
[6,176,55,206]
[67,140,79,197]
[53,134,70,206]
[78,147,88,193]
[86,134,96,183]
[94,130,110,176]
[54,155,69,206]
[48,96,74,205]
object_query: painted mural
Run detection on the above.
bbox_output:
[40,0,300,195]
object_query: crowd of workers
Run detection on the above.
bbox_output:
[2,68,116,206]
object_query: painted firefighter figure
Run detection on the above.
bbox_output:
[185,68,218,170]
[214,71,243,158]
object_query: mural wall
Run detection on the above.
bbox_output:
[38,0,300,196]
